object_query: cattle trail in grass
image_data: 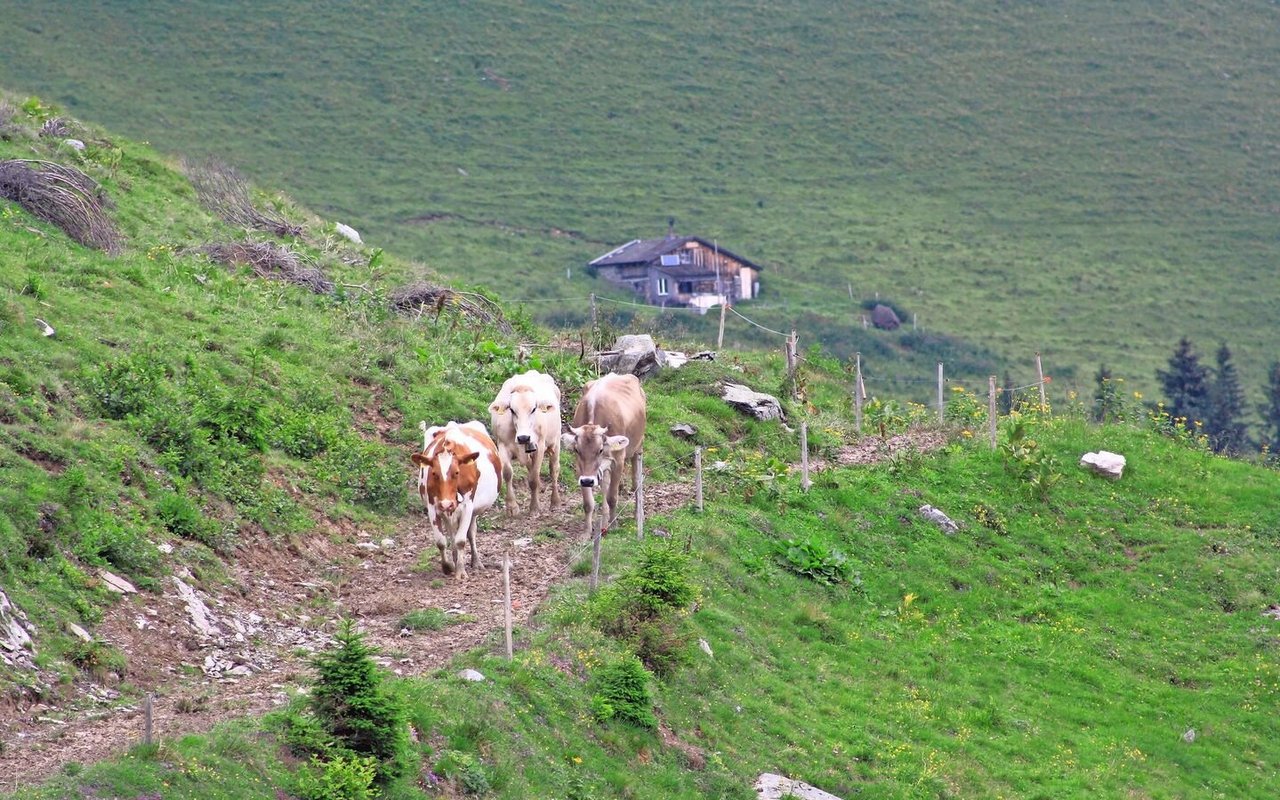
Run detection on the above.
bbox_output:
[0,475,694,790]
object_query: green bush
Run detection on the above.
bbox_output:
[319,438,406,512]
[84,353,168,420]
[590,541,696,673]
[271,406,343,459]
[436,750,492,796]
[398,607,449,631]
[776,534,859,586]
[76,513,161,578]
[589,655,657,729]
[66,639,127,681]
[295,753,377,800]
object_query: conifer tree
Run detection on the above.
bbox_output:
[311,620,407,782]
[1260,361,1280,452]
[1207,343,1249,454]
[1156,338,1211,433]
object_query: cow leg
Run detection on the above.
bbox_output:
[436,533,454,577]
[455,504,477,579]
[604,464,623,532]
[501,449,518,518]
[547,440,561,509]
[467,515,484,572]
[527,448,542,516]
[581,486,596,540]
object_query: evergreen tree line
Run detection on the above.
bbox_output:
[1095,338,1280,457]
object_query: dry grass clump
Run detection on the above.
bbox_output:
[0,159,120,253]
[38,117,72,139]
[389,282,512,333]
[184,158,303,238]
[201,241,334,294]
[0,100,25,141]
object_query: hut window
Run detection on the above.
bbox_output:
[656,277,669,296]
[678,281,694,294]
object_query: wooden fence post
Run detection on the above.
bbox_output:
[635,453,645,541]
[800,423,811,492]
[1035,352,1046,410]
[694,446,704,512]
[502,554,513,660]
[937,362,945,424]
[589,508,602,592]
[144,693,153,746]
[854,352,864,435]
[988,375,998,450]
[788,330,799,400]
[717,302,727,350]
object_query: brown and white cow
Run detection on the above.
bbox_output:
[489,369,562,516]
[560,373,647,534]
[411,420,502,580]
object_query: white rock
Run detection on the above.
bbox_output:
[355,542,381,553]
[64,139,86,151]
[722,383,785,422]
[1080,450,1126,480]
[919,504,959,535]
[99,570,137,594]
[458,668,486,682]
[1182,727,1196,744]
[380,538,395,549]
[67,623,93,642]
[172,577,220,637]
[156,542,174,555]
[698,638,714,658]
[755,773,845,800]
[334,222,362,244]
[34,318,55,337]
[512,537,533,548]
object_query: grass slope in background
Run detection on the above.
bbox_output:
[0,1,1277,413]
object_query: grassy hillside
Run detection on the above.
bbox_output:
[0,1,1277,416]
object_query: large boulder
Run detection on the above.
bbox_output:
[755,773,844,800]
[600,334,662,379]
[870,303,901,330]
[1080,450,1126,480]
[722,383,785,422]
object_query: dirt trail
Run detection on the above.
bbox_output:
[0,480,693,792]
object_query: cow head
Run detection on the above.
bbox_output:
[411,439,481,516]
[560,424,629,488]
[490,386,556,453]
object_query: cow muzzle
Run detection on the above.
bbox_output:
[578,476,597,488]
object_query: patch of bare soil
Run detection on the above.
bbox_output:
[810,427,952,472]
[0,476,693,791]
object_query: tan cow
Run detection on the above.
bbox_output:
[411,420,502,580]
[560,373,647,534]
[489,369,562,516]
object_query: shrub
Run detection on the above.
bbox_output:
[590,541,696,673]
[776,534,859,586]
[310,620,408,783]
[589,655,657,729]
[398,608,450,631]
[155,490,205,538]
[76,514,161,578]
[271,406,343,459]
[84,353,168,420]
[435,750,492,796]
[319,438,406,512]
[295,754,377,800]
[66,639,127,681]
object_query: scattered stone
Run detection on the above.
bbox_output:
[67,623,93,642]
[1263,605,1280,621]
[99,570,137,595]
[918,504,959,535]
[63,138,86,151]
[870,303,901,330]
[34,317,55,337]
[722,383,785,422]
[698,638,713,658]
[1182,728,1196,744]
[334,222,362,244]
[512,537,533,548]
[355,541,381,553]
[670,423,698,438]
[173,577,220,637]
[156,541,174,555]
[1080,450,1126,480]
[458,668,486,682]
[1,589,38,671]
[379,538,395,549]
[755,773,844,800]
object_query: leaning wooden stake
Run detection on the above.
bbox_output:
[717,301,728,350]
[800,423,811,492]
[988,375,998,450]
[144,693,154,746]
[854,352,864,435]
[635,453,645,541]
[502,554,513,660]
[1035,351,1046,410]
[937,362,945,424]
[694,446,704,512]
[589,509,602,592]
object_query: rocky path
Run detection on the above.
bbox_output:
[0,479,694,792]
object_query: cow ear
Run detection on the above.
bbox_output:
[489,402,506,416]
[606,435,630,452]
[410,452,430,467]
[540,403,556,413]
[458,450,481,464]
[560,432,577,451]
